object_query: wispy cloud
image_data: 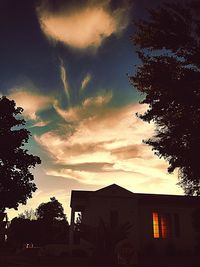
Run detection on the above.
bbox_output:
[59,58,70,106]
[36,0,130,50]
[35,99,182,195]
[53,92,112,122]
[80,73,92,92]
[9,88,53,120]
[31,120,50,128]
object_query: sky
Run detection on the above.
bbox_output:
[0,0,182,221]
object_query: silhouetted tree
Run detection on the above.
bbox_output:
[8,206,69,246]
[0,96,41,211]
[18,208,38,220]
[7,217,37,246]
[36,197,69,244]
[130,1,200,195]
[7,217,47,247]
[36,197,67,222]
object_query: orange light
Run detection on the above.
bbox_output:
[161,216,168,238]
[152,212,159,238]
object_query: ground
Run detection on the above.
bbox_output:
[0,246,200,267]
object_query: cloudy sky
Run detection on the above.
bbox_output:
[0,0,182,220]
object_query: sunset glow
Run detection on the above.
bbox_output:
[0,0,183,220]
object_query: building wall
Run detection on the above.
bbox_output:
[70,186,199,257]
[137,203,196,256]
[80,194,139,251]
[83,195,136,226]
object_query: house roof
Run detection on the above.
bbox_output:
[135,192,200,206]
[70,184,200,208]
[95,184,134,197]
[70,190,91,207]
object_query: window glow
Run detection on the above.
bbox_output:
[161,215,169,238]
[152,212,170,239]
[152,212,159,238]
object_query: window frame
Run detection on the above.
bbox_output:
[152,211,172,239]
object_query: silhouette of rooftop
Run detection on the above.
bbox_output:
[71,184,200,207]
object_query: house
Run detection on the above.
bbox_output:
[69,184,200,259]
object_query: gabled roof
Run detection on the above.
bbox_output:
[70,184,134,207]
[94,184,134,197]
[70,184,200,208]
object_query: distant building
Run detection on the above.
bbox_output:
[69,184,200,258]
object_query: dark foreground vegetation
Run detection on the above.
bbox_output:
[0,243,200,267]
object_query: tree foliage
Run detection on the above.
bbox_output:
[8,199,69,246]
[18,208,38,220]
[130,1,200,195]
[36,197,67,222]
[0,96,41,211]
[7,216,69,246]
[7,217,37,245]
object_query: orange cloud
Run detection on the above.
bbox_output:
[53,92,112,122]
[36,0,130,50]
[35,100,182,195]
[9,88,53,120]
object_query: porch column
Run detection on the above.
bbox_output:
[69,207,75,247]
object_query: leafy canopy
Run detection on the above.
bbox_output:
[130,1,200,195]
[36,197,67,222]
[18,208,38,220]
[0,96,41,211]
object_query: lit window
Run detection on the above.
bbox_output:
[152,212,170,239]
[152,212,160,238]
[161,215,169,238]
